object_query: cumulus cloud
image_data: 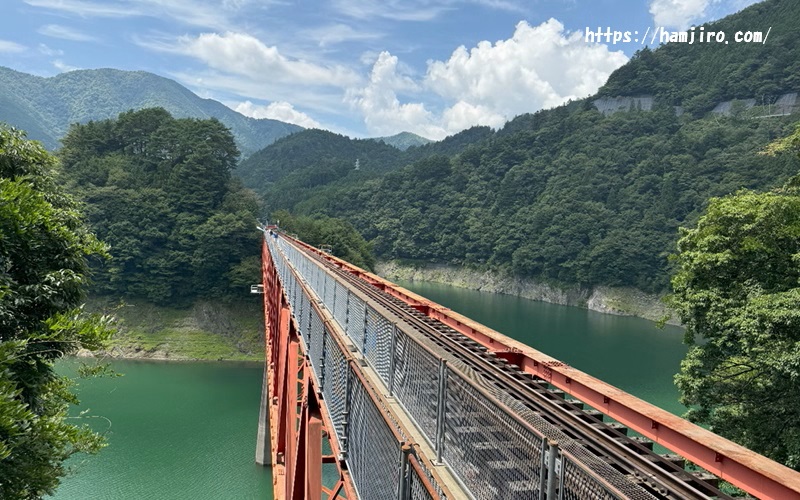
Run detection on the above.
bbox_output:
[427,19,627,116]
[0,40,26,53]
[347,51,447,139]
[144,32,360,89]
[649,0,712,30]
[348,19,627,139]
[234,100,321,128]
[38,24,98,42]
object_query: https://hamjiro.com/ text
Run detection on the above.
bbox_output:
[585,26,771,46]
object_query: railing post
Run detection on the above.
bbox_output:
[318,326,327,392]
[434,359,448,464]
[398,444,411,500]
[546,440,559,500]
[388,324,398,396]
[539,439,548,497]
[361,306,370,356]
[339,368,352,461]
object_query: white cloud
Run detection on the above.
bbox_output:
[234,100,321,128]
[332,0,451,21]
[304,24,383,48]
[442,101,506,132]
[25,0,268,30]
[144,32,360,89]
[347,19,627,139]
[649,0,712,30]
[24,0,138,18]
[648,0,761,31]
[332,0,527,21]
[38,43,64,56]
[426,19,627,116]
[38,24,98,42]
[53,59,80,72]
[0,40,26,53]
[346,51,448,139]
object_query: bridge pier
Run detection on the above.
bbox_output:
[255,363,271,466]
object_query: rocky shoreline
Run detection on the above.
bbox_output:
[376,261,680,326]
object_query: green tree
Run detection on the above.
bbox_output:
[669,185,800,469]
[0,127,115,497]
[60,109,260,305]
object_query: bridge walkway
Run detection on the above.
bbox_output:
[257,230,800,500]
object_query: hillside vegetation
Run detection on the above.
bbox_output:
[243,0,800,294]
[0,67,301,155]
[238,125,494,211]
[599,0,800,114]
[59,108,262,306]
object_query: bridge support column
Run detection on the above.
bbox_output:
[255,363,271,465]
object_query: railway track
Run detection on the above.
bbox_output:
[289,240,734,500]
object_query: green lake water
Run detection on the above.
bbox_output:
[52,281,687,498]
[51,360,271,500]
[396,280,688,416]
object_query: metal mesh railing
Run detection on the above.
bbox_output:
[560,451,621,500]
[444,368,543,500]
[392,328,440,442]
[348,367,402,500]
[323,327,350,446]
[408,454,436,500]
[365,306,393,385]
[334,281,349,332]
[266,234,660,500]
[346,294,367,350]
[309,303,325,383]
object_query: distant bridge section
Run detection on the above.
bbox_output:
[256,230,800,500]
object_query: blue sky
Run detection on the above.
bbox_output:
[0,0,760,139]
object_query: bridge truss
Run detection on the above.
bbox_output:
[256,230,800,500]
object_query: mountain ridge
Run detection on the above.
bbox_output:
[0,66,302,155]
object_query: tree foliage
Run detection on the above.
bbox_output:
[278,107,799,292]
[0,127,115,498]
[60,108,262,305]
[273,210,375,271]
[669,183,800,469]
[600,0,800,115]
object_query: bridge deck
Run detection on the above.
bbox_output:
[259,230,800,500]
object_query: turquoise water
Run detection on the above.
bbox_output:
[396,280,688,415]
[51,282,687,499]
[51,360,271,500]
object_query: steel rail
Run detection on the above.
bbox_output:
[282,234,800,500]
[299,242,728,500]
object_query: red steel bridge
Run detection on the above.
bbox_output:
[254,229,800,500]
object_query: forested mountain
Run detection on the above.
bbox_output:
[0,67,301,155]
[373,131,433,150]
[599,0,800,114]
[239,125,494,208]
[59,108,262,305]
[251,0,800,294]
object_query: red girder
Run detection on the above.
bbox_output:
[261,240,357,500]
[287,236,800,500]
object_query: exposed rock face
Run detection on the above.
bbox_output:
[376,261,680,326]
[593,93,799,117]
